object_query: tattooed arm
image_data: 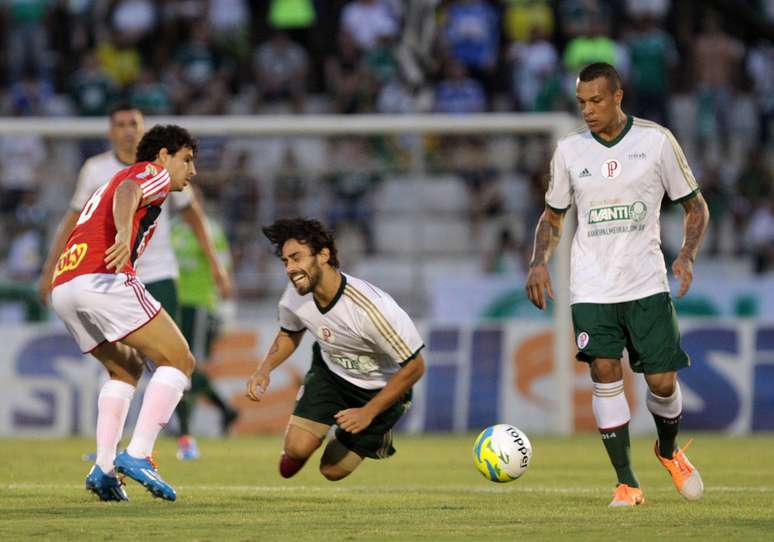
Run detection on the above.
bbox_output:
[672,192,710,298]
[246,328,306,401]
[525,206,566,310]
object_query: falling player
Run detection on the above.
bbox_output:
[50,124,200,501]
[246,218,425,480]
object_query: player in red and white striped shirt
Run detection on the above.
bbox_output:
[49,124,199,502]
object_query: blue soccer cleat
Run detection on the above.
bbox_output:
[114,451,177,501]
[85,465,129,502]
[176,435,200,461]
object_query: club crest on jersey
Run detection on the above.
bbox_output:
[317,326,336,344]
[53,243,88,278]
[145,164,158,176]
[601,159,621,179]
[577,332,590,349]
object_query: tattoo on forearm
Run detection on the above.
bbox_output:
[530,214,562,267]
[268,338,280,356]
[681,196,709,259]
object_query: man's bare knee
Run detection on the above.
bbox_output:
[320,464,352,481]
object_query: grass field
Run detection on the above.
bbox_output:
[1,434,772,541]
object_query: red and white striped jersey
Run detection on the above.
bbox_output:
[52,161,171,287]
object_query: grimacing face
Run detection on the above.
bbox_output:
[109,110,144,156]
[157,146,196,191]
[281,239,324,295]
[575,76,622,134]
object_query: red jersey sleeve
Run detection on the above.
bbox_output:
[129,162,171,205]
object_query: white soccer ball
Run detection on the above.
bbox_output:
[472,424,533,482]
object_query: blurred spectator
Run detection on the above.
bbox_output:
[563,17,629,82]
[324,138,381,254]
[274,147,309,218]
[626,14,678,127]
[95,33,142,87]
[698,166,729,256]
[67,51,117,117]
[109,0,158,44]
[733,147,773,243]
[341,0,398,52]
[209,0,252,63]
[508,27,560,111]
[395,0,438,92]
[502,0,554,44]
[253,31,309,112]
[0,131,46,217]
[433,61,486,114]
[624,0,669,19]
[325,32,375,114]
[4,194,47,281]
[365,34,399,86]
[128,69,173,115]
[6,71,56,116]
[747,197,774,274]
[3,0,53,82]
[483,227,528,275]
[442,0,499,93]
[693,11,744,151]
[557,0,611,41]
[746,41,774,144]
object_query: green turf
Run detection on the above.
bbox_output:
[1,434,772,541]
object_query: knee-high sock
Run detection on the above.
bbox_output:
[593,380,638,487]
[647,381,683,459]
[127,366,189,458]
[96,380,135,475]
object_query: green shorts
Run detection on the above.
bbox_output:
[293,343,413,460]
[571,292,690,374]
[180,305,220,359]
[145,278,180,324]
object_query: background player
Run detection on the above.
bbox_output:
[246,218,425,481]
[38,104,234,461]
[50,124,199,502]
[525,62,710,507]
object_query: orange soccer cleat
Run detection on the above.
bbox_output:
[654,438,704,501]
[608,483,645,507]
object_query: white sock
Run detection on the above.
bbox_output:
[647,381,682,419]
[592,380,630,430]
[96,380,135,475]
[126,366,189,458]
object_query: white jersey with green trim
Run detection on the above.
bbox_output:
[70,150,193,284]
[545,116,699,304]
[278,273,424,390]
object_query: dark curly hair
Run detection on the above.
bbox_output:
[262,218,339,268]
[136,124,198,163]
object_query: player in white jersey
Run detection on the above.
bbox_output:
[246,218,425,480]
[38,104,235,461]
[525,63,709,507]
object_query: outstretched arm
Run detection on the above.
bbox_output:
[672,193,710,298]
[180,199,233,298]
[525,206,566,310]
[245,329,306,401]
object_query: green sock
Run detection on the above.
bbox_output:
[192,370,229,412]
[175,393,193,436]
[652,414,680,459]
[600,423,639,487]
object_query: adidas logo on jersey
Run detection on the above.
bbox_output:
[579,168,592,178]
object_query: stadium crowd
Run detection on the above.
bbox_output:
[1,0,773,309]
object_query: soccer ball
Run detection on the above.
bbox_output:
[472,424,532,482]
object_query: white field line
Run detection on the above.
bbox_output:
[1,484,772,494]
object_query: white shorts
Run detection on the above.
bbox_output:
[51,273,161,353]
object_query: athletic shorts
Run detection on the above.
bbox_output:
[571,292,690,374]
[293,343,413,460]
[51,273,160,353]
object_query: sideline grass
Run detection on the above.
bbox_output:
[1,434,772,541]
